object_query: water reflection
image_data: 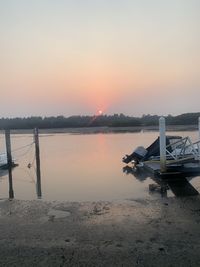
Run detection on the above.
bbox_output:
[0,131,200,201]
[8,167,14,199]
[0,163,42,200]
[0,169,14,199]
[0,169,9,178]
[36,170,42,199]
[123,165,199,197]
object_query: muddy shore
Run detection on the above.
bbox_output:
[0,197,200,266]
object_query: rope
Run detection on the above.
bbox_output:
[27,148,36,169]
[12,142,34,153]
[16,167,36,184]
[12,142,34,161]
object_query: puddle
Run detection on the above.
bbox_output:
[48,208,71,219]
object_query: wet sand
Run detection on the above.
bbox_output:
[0,197,200,266]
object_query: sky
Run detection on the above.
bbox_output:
[0,0,199,117]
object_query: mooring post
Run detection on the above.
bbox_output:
[34,128,42,198]
[198,117,200,140]
[198,117,200,158]
[159,117,166,172]
[5,130,14,199]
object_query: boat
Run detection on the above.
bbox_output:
[123,136,181,164]
[0,153,16,169]
[122,134,200,178]
[122,135,200,165]
[123,117,200,195]
[123,134,200,195]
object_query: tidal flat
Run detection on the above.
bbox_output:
[0,197,200,266]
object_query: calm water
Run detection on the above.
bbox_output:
[0,130,200,201]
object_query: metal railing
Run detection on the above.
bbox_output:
[165,136,200,163]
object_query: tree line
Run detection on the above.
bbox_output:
[0,113,200,129]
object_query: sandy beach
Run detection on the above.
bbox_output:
[0,196,199,266]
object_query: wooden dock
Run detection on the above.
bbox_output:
[143,161,200,178]
[143,161,200,196]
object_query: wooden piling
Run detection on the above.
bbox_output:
[34,128,42,198]
[5,130,14,199]
[198,117,200,140]
[159,117,167,172]
[198,117,200,158]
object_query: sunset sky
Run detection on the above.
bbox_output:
[0,0,199,117]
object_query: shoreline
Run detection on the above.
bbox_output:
[0,196,200,266]
[0,124,199,135]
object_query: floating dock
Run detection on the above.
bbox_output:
[123,116,200,196]
[143,161,200,196]
[143,117,200,179]
[143,161,200,179]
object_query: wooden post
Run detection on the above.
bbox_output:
[159,117,167,172]
[198,117,200,158]
[5,130,14,199]
[198,117,200,140]
[34,128,42,198]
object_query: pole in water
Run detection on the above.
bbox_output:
[159,117,166,173]
[5,130,14,199]
[198,117,200,158]
[34,128,42,198]
[198,117,200,140]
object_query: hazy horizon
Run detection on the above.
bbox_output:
[1,111,200,120]
[1,0,199,117]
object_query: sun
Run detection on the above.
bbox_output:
[98,110,103,115]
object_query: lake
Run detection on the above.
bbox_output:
[0,130,200,201]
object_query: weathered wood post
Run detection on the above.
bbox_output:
[198,117,200,140]
[34,128,42,198]
[159,117,167,172]
[198,117,200,158]
[5,130,14,199]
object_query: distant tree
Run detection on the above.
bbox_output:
[0,112,199,129]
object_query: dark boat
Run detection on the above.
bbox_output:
[122,136,182,164]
